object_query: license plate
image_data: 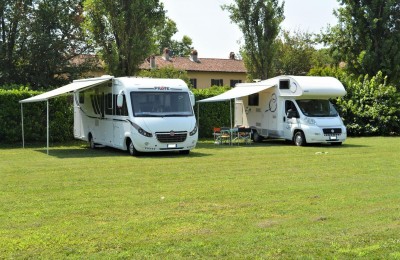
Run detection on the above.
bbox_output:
[329,136,337,140]
[167,144,177,148]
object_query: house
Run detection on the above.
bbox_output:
[140,49,247,89]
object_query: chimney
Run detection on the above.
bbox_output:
[162,48,170,61]
[189,49,199,62]
[149,55,156,69]
[229,52,235,60]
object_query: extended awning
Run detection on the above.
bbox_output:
[197,83,274,103]
[20,76,113,103]
[19,75,114,154]
[196,83,274,140]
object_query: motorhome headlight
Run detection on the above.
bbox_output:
[189,125,198,136]
[138,128,153,137]
[304,117,316,125]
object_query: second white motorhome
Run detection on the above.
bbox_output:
[234,76,347,146]
[73,76,198,155]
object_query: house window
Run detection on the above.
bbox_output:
[230,80,242,87]
[248,93,259,106]
[211,79,223,86]
[190,78,197,89]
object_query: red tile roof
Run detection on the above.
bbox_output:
[140,56,247,73]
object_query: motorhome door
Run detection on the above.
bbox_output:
[283,100,299,139]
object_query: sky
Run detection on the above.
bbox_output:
[160,0,340,58]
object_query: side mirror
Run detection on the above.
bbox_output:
[287,109,299,118]
[189,91,195,107]
[117,94,124,108]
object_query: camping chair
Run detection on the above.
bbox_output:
[214,127,231,144]
[220,127,231,144]
[213,127,222,144]
[235,127,252,145]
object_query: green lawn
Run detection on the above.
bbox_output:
[1,137,399,259]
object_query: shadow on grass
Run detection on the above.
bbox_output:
[35,146,211,159]
[198,138,369,149]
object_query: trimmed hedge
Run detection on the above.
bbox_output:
[309,68,400,136]
[0,88,73,144]
[0,86,230,143]
[192,86,233,138]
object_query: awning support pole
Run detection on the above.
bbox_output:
[21,103,25,148]
[47,100,49,155]
[230,99,232,146]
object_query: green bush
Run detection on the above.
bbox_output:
[193,86,233,138]
[309,68,400,136]
[0,88,73,143]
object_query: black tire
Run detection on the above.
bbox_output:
[252,130,263,143]
[89,134,96,149]
[179,150,190,155]
[294,131,307,146]
[127,139,139,156]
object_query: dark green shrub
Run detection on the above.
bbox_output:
[193,86,233,138]
[0,88,73,143]
[309,68,400,136]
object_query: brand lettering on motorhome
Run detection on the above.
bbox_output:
[154,86,170,91]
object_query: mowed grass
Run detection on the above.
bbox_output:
[0,137,399,259]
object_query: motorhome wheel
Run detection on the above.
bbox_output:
[252,131,263,143]
[127,139,138,156]
[294,131,307,146]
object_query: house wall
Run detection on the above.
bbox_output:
[187,71,247,89]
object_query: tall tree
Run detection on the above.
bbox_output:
[83,0,165,76]
[223,0,284,80]
[26,0,94,88]
[275,30,316,75]
[0,0,95,88]
[0,0,31,84]
[323,0,400,84]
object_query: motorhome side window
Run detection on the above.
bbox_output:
[90,94,104,116]
[105,94,113,115]
[79,92,84,104]
[114,94,128,116]
[285,100,299,118]
[248,93,259,106]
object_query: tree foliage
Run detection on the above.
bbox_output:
[323,0,400,85]
[309,67,400,136]
[0,0,95,89]
[138,65,191,87]
[274,30,316,75]
[83,0,165,77]
[154,18,193,57]
[223,0,284,80]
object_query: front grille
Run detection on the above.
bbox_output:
[156,132,187,143]
[323,128,342,136]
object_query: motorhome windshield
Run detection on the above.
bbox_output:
[130,91,193,117]
[296,99,338,117]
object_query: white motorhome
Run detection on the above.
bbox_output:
[73,76,198,155]
[234,76,347,146]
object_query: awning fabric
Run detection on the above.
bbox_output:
[197,84,274,103]
[19,76,113,103]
